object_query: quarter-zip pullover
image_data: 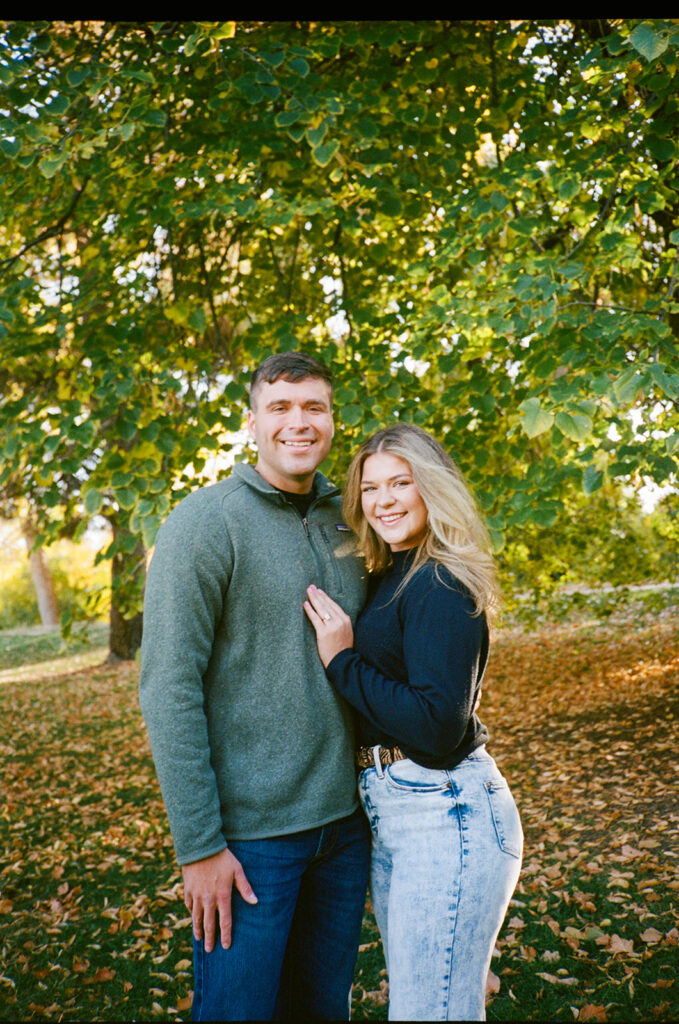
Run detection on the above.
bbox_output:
[139,463,367,865]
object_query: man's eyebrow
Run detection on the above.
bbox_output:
[264,398,330,410]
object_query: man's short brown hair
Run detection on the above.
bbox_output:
[249,352,334,409]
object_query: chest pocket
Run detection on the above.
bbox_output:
[316,524,361,598]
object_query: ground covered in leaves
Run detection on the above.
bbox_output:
[1,607,678,1022]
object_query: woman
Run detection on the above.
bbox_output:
[303,423,522,1022]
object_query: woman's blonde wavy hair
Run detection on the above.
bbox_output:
[343,423,501,621]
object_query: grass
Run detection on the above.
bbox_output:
[1,600,678,1021]
[0,622,108,673]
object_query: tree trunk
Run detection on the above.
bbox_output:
[108,522,145,660]
[22,519,59,627]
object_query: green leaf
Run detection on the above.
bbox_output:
[117,122,136,141]
[558,178,580,201]
[582,465,604,495]
[306,124,327,148]
[489,529,505,553]
[188,307,207,332]
[342,404,363,427]
[288,57,310,77]
[275,108,301,128]
[628,23,669,61]
[211,21,236,39]
[138,108,167,128]
[84,488,104,515]
[612,369,643,405]
[48,94,71,115]
[141,514,161,549]
[649,363,679,398]
[164,302,191,326]
[66,66,89,87]
[3,435,19,459]
[0,138,21,158]
[666,433,679,455]
[115,486,137,510]
[38,154,65,179]
[529,506,558,527]
[312,139,339,167]
[286,125,306,143]
[156,432,176,456]
[519,397,554,438]
[377,189,402,216]
[184,32,203,57]
[554,411,592,442]
[560,261,585,280]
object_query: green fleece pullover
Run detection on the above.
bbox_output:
[139,463,367,866]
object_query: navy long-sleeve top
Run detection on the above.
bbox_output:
[326,548,490,770]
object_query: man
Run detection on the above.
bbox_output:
[139,352,370,1021]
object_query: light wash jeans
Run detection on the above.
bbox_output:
[359,746,522,1021]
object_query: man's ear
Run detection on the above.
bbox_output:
[246,408,256,441]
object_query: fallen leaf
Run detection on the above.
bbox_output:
[579,1005,608,1022]
[640,927,663,943]
[536,972,578,985]
[364,979,389,1006]
[84,967,116,984]
[608,934,634,954]
[485,968,500,998]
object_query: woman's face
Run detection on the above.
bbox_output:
[360,452,429,551]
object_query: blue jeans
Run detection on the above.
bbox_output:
[359,747,522,1021]
[191,807,370,1021]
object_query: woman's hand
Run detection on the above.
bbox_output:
[303,585,354,667]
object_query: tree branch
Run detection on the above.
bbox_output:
[0,177,91,280]
[558,300,660,317]
[334,221,354,347]
[286,223,300,307]
[565,133,633,261]
[266,230,287,299]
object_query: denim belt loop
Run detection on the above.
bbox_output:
[371,744,385,778]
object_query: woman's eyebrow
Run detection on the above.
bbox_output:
[361,474,412,485]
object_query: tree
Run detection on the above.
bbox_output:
[21,514,59,627]
[0,20,677,652]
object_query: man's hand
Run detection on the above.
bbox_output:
[182,848,257,952]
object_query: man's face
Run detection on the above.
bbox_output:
[246,376,334,493]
